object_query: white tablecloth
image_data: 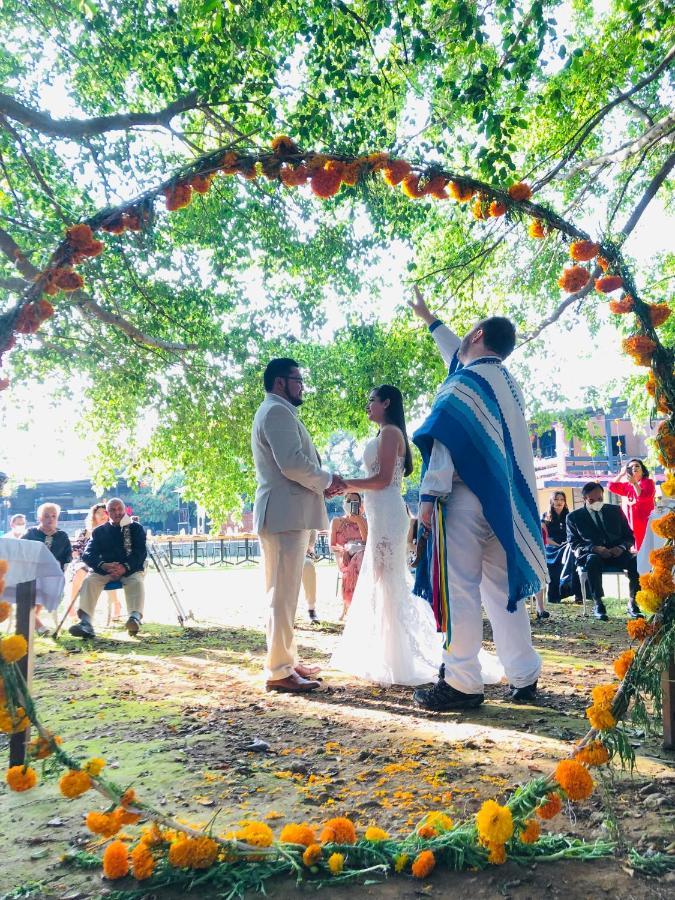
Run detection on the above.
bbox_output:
[0,538,65,611]
[637,500,675,574]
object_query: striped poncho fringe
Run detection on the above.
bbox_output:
[414,357,547,615]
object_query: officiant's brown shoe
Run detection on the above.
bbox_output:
[266,672,319,693]
[295,663,322,678]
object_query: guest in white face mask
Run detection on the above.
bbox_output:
[566,482,641,621]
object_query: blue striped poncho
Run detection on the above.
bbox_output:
[413,356,547,615]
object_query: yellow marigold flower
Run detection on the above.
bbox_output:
[519,819,541,844]
[411,849,436,878]
[586,704,616,731]
[83,757,106,777]
[102,840,129,880]
[613,650,636,680]
[554,759,594,801]
[302,843,322,866]
[574,741,610,767]
[591,683,618,709]
[476,799,514,845]
[424,811,453,831]
[528,219,546,238]
[0,705,29,734]
[130,843,155,881]
[169,835,219,869]
[364,826,389,841]
[487,841,507,864]
[394,853,409,873]
[1,634,27,663]
[0,600,10,623]
[536,792,562,820]
[328,852,344,874]
[279,823,316,847]
[236,821,274,847]
[636,589,663,615]
[6,764,37,792]
[320,817,357,844]
[661,475,675,498]
[59,769,92,799]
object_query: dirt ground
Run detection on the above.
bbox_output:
[1,564,673,899]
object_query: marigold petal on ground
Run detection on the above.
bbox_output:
[103,840,129,879]
[411,849,436,878]
[554,759,594,801]
[476,799,513,845]
[6,764,37,792]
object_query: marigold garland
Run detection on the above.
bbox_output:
[622,335,657,366]
[635,589,663,615]
[85,810,122,837]
[557,266,590,293]
[102,840,129,879]
[508,181,532,201]
[0,705,29,733]
[586,704,616,731]
[424,811,453,831]
[608,295,634,314]
[411,849,436,878]
[487,842,507,864]
[651,510,675,540]
[569,240,599,262]
[310,167,342,199]
[575,741,610,767]
[649,546,675,571]
[528,219,546,238]
[489,200,507,217]
[648,303,672,327]
[613,649,636,680]
[320,817,357,844]
[401,174,426,199]
[169,835,219,869]
[271,135,299,156]
[595,275,623,294]
[626,618,656,642]
[6,764,37,792]
[424,175,449,200]
[591,683,618,709]
[519,819,541,844]
[394,853,409,872]
[553,759,594,801]
[448,181,475,202]
[475,799,514,845]
[83,757,106,776]
[416,823,437,839]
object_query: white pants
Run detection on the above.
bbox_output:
[78,571,145,619]
[259,529,309,680]
[302,557,316,610]
[442,483,541,694]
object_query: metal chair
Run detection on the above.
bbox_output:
[576,564,624,616]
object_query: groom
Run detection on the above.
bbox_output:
[409,288,546,710]
[252,357,346,693]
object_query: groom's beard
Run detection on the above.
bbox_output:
[284,386,303,407]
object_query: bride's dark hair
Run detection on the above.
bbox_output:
[374,384,414,477]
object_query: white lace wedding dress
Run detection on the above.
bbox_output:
[330,436,443,686]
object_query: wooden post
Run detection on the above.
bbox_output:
[663,658,675,750]
[9,579,36,767]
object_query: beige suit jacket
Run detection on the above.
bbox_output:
[252,393,331,534]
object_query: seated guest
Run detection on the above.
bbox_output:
[68,502,122,623]
[329,492,367,619]
[302,530,320,623]
[566,482,641,621]
[4,513,27,538]
[69,498,147,639]
[541,491,569,604]
[608,459,656,551]
[22,503,72,634]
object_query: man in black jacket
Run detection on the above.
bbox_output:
[566,482,641,621]
[69,498,147,639]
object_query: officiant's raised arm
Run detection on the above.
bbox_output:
[407,285,460,367]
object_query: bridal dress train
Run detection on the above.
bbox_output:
[330,437,443,686]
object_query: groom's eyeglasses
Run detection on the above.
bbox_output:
[285,376,304,385]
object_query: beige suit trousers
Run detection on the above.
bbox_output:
[79,571,145,619]
[259,528,310,680]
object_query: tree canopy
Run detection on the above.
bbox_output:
[0,0,672,515]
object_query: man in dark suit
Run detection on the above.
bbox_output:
[566,482,641,621]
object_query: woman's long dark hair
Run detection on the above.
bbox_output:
[375,384,414,476]
[543,490,569,524]
[628,458,649,478]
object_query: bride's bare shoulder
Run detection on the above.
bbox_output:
[379,424,405,447]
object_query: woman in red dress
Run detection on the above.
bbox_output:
[608,459,655,550]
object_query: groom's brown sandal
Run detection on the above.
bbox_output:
[266,672,320,693]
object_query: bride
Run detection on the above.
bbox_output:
[330,384,442,686]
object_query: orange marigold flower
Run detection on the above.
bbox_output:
[366,151,390,171]
[123,211,143,231]
[6,764,37,792]
[100,215,126,235]
[59,769,92,799]
[302,843,322,866]
[306,154,328,171]
[508,181,532,202]
[597,255,610,272]
[558,266,590,293]
[536,792,562,820]
[519,819,541,844]
[118,808,141,825]
[595,275,623,294]
[382,160,412,186]
[417,824,437,839]
[448,181,476,202]
[236,160,258,180]
[424,812,453,831]
[487,842,507,864]
[639,571,674,598]
[86,810,122,837]
[130,843,155,881]
[0,560,8,575]
[424,175,449,200]
[489,200,507,217]
[139,823,164,847]
[260,157,283,180]
[120,788,137,808]
[219,151,240,174]
[622,335,657,366]
[626,618,655,642]
[650,545,675,570]
[310,167,342,199]
[53,268,84,292]
[401,174,425,199]
[320,817,357,845]
[0,706,29,734]
[280,164,310,187]
[651,510,675,541]
[37,299,55,321]
[613,650,636,680]
[164,182,193,211]
[236,821,274,847]
[169,835,219,868]
[586,704,616,731]
[591,683,618,709]
[279,823,316,847]
[554,759,594,801]
[341,160,363,186]
[472,198,486,220]
[648,303,672,327]
[0,601,10,623]
[574,741,610,767]
[190,173,213,194]
[608,295,634,314]
[103,840,129,880]
[14,303,42,335]
[411,849,436,878]
[271,135,299,156]
[528,219,546,238]
[66,224,96,250]
[1,634,27,663]
[569,240,600,262]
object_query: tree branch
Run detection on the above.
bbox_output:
[520,152,675,345]
[564,112,675,177]
[0,91,200,140]
[73,294,198,353]
[0,226,40,279]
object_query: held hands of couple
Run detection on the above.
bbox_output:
[419,500,434,529]
[325,474,348,498]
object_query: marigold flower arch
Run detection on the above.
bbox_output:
[0,137,673,891]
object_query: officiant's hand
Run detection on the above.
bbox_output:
[407,284,436,325]
[419,501,433,529]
